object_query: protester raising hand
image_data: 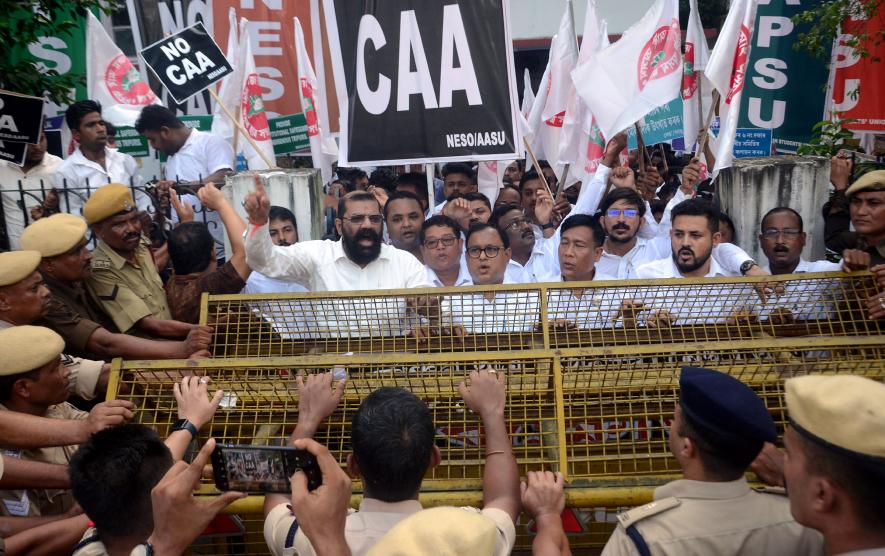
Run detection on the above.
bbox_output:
[242,175,271,225]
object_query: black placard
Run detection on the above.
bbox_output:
[0,139,27,166]
[139,23,233,105]
[323,0,520,165]
[0,90,45,144]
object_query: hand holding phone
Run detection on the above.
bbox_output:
[211,444,322,494]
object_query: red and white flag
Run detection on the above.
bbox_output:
[560,1,609,181]
[477,160,510,203]
[212,9,276,170]
[526,0,578,167]
[294,17,338,186]
[705,0,757,172]
[682,0,714,151]
[86,11,158,126]
[572,0,682,143]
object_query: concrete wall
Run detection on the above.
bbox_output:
[717,156,831,266]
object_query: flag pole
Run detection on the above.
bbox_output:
[696,70,705,142]
[695,89,721,161]
[556,163,571,197]
[523,136,554,197]
[208,88,276,169]
[634,123,651,177]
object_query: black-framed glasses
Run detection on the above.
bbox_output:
[344,214,383,225]
[466,246,503,259]
[503,217,532,231]
[761,228,801,239]
[423,236,458,249]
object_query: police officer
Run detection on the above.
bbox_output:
[19,214,211,360]
[83,184,197,339]
[600,366,824,556]
[783,375,885,555]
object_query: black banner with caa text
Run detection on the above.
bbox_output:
[323,0,520,165]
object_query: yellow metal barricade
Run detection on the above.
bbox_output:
[107,273,885,554]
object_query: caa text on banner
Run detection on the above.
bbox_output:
[0,140,27,166]
[0,90,45,144]
[140,23,234,105]
[737,0,828,152]
[322,0,521,166]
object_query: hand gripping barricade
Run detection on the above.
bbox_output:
[107,272,885,554]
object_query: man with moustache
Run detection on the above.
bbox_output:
[384,191,425,262]
[243,185,429,291]
[421,216,472,287]
[84,184,199,340]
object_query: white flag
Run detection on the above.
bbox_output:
[211,11,276,170]
[559,1,607,180]
[86,11,158,127]
[477,160,510,203]
[705,0,757,172]
[294,17,338,187]
[526,1,578,170]
[520,69,535,121]
[572,0,682,143]
[682,0,714,150]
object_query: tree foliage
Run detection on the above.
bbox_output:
[793,0,884,61]
[0,0,118,104]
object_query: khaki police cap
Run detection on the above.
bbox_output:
[20,213,89,257]
[366,507,497,556]
[0,326,64,376]
[83,183,135,225]
[786,374,885,461]
[0,251,41,287]
[845,169,885,198]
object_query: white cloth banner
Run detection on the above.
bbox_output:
[681,0,713,150]
[294,17,338,186]
[705,0,757,172]
[211,10,276,170]
[572,0,682,143]
[86,11,158,127]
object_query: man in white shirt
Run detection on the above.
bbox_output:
[429,162,476,217]
[243,206,308,294]
[636,198,758,326]
[489,202,559,283]
[53,100,148,215]
[384,190,425,262]
[245,187,429,291]
[134,105,234,259]
[421,215,472,287]
[0,131,62,249]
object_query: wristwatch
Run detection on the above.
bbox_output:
[171,419,199,438]
[540,221,556,230]
[740,260,759,275]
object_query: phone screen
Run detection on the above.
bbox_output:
[212,444,322,493]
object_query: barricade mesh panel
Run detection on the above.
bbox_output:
[107,273,885,554]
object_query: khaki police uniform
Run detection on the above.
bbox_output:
[264,499,515,556]
[0,326,86,517]
[600,478,824,556]
[86,238,172,334]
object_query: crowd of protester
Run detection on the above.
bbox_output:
[0,99,883,554]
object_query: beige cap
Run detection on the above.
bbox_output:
[0,251,41,287]
[0,326,64,376]
[21,213,89,257]
[83,183,135,225]
[366,507,498,556]
[845,169,885,197]
[786,374,885,460]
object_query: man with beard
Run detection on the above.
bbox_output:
[0,126,63,249]
[84,184,199,340]
[243,186,429,291]
[384,191,425,262]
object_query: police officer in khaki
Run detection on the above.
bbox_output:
[0,250,105,400]
[0,326,89,518]
[20,213,211,360]
[783,375,885,556]
[600,366,824,556]
[83,183,197,340]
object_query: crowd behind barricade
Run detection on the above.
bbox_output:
[0,99,883,555]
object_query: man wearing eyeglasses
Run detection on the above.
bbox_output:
[243,186,430,291]
[489,189,560,283]
[420,216,472,287]
[441,223,540,333]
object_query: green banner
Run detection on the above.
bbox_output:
[737,0,828,152]
[268,113,310,155]
[114,126,149,157]
[179,115,214,131]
